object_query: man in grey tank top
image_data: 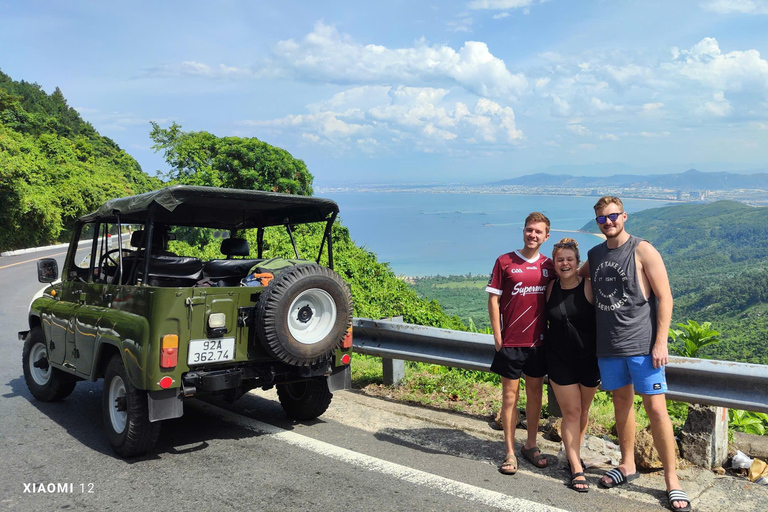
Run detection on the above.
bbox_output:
[579,196,691,512]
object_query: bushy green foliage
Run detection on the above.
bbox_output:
[0,70,159,251]
[669,320,721,358]
[729,409,768,435]
[150,121,313,195]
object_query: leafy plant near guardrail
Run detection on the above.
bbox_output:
[729,410,768,435]
[669,320,721,358]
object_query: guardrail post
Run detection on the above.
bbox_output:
[546,381,562,417]
[679,405,729,469]
[382,316,405,387]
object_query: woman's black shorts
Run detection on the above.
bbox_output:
[546,351,600,388]
[490,346,547,380]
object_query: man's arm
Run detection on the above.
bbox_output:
[637,241,673,368]
[488,294,503,351]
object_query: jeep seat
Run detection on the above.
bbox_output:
[202,238,262,285]
[145,256,204,287]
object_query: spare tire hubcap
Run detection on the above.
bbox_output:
[288,288,337,345]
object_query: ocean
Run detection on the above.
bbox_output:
[322,192,673,277]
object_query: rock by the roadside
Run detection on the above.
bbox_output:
[635,427,680,470]
[554,435,622,469]
[493,408,526,430]
[544,417,562,442]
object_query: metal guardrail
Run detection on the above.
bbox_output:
[352,317,768,414]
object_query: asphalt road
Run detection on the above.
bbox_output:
[1,248,760,511]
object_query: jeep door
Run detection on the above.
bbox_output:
[73,222,136,377]
[44,223,96,368]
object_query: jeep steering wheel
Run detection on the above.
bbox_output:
[98,248,135,283]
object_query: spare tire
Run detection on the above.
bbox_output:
[255,264,353,366]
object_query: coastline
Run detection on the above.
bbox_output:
[552,228,606,239]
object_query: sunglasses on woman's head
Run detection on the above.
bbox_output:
[553,241,577,249]
[596,212,623,224]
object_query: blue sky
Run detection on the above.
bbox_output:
[2,0,768,185]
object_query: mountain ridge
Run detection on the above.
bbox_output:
[489,169,768,190]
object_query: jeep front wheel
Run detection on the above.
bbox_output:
[102,354,160,457]
[277,378,333,420]
[256,265,353,366]
[22,326,76,401]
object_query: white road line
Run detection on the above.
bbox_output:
[194,401,567,512]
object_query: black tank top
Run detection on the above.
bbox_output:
[545,278,596,358]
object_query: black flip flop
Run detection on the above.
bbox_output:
[667,489,692,511]
[569,472,589,493]
[599,468,639,488]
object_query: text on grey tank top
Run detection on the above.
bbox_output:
[588,235,657,357]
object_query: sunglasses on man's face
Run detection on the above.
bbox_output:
[596,212,624,224]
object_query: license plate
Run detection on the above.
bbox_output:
[187,338,235,365]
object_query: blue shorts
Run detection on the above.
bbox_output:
[597,355,667,395]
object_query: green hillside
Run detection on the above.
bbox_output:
[0,70,161,251]
[581,201,768,364]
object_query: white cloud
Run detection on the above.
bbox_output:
[447,15,474,32]
[590,97,624,112]
[468,0,536,9]
[244,85,523,151]
[600,133,619,141]
[667,37,768,91]
[142,61,252,78]
[639,131,671,137]
[604,63,652,85]
[642,102,664,111]
[269,21,527,99]
[566,123,591,136]
[698,91,733,116]
[702,0,768,14]
[492,12,511,19]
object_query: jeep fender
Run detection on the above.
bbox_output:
[92,311,150,389]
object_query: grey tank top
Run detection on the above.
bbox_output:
[587,235,657,357]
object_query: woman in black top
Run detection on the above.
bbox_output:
[545,238,600,492]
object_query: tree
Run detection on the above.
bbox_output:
[669,320,721,358]
[149,122,313,195]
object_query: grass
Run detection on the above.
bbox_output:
[350,354,692,438]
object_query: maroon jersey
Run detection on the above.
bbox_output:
[486,251,554,348]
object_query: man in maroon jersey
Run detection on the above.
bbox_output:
[487,212,554,475]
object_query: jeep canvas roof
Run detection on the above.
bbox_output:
[80,185,339,229]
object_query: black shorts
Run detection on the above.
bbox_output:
[546,351,601,388]
[490,346,547,380]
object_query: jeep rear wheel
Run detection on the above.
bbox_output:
[22,327,76,401]
[102,354,160,457]
[256,264,353,366]
[277,378,333,420]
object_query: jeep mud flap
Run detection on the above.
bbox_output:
[148,389,184,422]
[328,366,351,392]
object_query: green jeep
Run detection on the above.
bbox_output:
[21,186,354,457]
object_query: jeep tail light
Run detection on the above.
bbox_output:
[341,353,351,365]
[161,334,178,368]
[341,326,353,349]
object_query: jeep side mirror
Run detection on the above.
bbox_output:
[37,258,59,283]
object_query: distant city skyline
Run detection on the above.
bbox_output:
[2,1,768,185]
